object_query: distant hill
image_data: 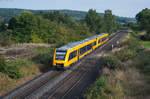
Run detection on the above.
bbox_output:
[0,8,136,23]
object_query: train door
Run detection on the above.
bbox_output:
[77,50,80,61]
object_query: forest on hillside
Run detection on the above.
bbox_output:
[0,9,122,46]
[0,8,136,23]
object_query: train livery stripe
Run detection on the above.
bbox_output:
[53,33,109,68]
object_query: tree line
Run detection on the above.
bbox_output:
[0,9,121,46]
[127,8,150,41]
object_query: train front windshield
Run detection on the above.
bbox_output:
[55,50,66,60]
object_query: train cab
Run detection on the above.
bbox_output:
[53,49,67,68]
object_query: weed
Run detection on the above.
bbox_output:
[115,48,136,62]
[104,55,121,69]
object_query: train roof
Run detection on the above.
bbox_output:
[57,33,107,51]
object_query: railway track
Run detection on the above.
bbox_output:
[40,31,127,99]
[1,71,63,99]
[1,30,127,99]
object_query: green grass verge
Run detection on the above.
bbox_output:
[142,41,150,48]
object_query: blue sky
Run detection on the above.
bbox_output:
[0,0,150,17]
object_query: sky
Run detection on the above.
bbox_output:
[0,0,150,17]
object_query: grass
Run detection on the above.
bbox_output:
[138,30,147,35]
[8,58,40,77]
[0,46,54,96]
[142,41,150,48]
[0,72,17,95]
[0,57,41,95]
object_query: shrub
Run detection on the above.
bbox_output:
[104,55,121,69]
[0,55,23,79]
[85,75,124,99]
[4,65,24,79]
[0,55,7,70]
[0,30,16,47]
[126,36,142,52]
[10,58,34,67]
[135,51,150,76]
[85,76,107,98]
[115,49,136,62]
[32,47,54,66]
[32,53,50,66]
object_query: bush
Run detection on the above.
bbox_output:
[0,55,7,70]
[32,53,51,66]
[85,75,124,99]
[4,65,24,79]
[32,47,54,66]
[0,55,23,79]
[115,49,136,62]
[0,30,16,47]
[10,58,34,67]
[126,36,142,52]
[85,76,108,98]
[104,55,121,69]
[135,50,150,75]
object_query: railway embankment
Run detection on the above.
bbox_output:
[85,32,150,99]
[0,45,54,96]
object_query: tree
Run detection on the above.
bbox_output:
[8,11,38,42]
[0,19,7,32]
[43,11,77,27]
[85,9,105,33]
[136,8,150,40]
[136,8,150,31]
[104,10,116,33]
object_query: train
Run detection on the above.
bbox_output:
[53,33,109,69]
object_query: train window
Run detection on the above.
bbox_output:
[94,41,96,45]
[55,50,67,60]
[105,37,107,40]
[102,38,104,41]
[92,41,96,46]
[87,44,92,50]
[98,39,101,43]
[102,37,107,41]
[80,46,87,55]
[69,50,77,61]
